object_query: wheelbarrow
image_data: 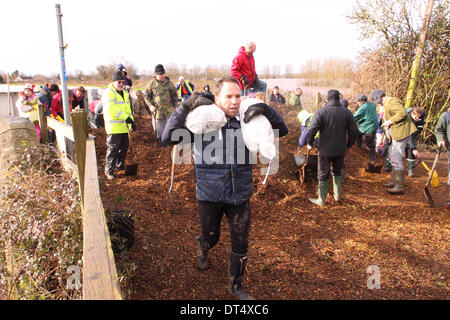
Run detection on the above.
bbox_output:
[291,149,318,183]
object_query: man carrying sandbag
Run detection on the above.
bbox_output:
[162,76,288,300]
[306,89,359,205]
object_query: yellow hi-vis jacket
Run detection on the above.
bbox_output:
[102,83,133,134]
[177,81,193,100]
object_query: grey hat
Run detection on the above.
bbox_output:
[356,94,368,102]
[370,89,385,105]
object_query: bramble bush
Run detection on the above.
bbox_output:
[0,145,82,300]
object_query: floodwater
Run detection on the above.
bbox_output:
[261,78,352,111]
[261,78,350,94]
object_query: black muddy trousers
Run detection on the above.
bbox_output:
[197,200,251,255]
[318,155,345,181]
[105,133,129,175]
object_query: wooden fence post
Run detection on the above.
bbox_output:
[37,104,49,144]
[314,92,321,111]
[71,110,88,203]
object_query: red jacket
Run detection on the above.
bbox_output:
[230,46,256,90]
[51,91,73,118]
[51,91,62,117]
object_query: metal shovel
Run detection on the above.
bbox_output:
[423,146,443,207]
[168,144,177,213]
[366,149,383,173]
[151,111,157,137]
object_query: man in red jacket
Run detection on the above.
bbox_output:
[230,41,267,97]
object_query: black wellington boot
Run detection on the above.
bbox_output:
[196,247,210,270]
[229,252,255,300]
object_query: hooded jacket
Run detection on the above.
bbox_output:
[269,93,285,104]
[36,86,52,116]
[353,101,378,134]
[306,99,359,157]
[161,104,288,205]
[230,46,256,90]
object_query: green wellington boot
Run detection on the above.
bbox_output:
[387,169,405,194]
[406,159,415,177]
[309,180,328,206]
[333,175,343,202]
[382,171,395,188]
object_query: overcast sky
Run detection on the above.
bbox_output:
[2,0,370,76]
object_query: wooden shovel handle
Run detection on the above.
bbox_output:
[169,145,177,193]
[300,149,310,183]
[128,128,133,160]
[425,146,443,188]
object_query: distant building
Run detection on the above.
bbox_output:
[14,75,33,82]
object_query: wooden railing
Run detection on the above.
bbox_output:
[38,105,122,300]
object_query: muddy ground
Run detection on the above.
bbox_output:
[91,103,449,300]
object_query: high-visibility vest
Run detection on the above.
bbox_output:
[177,81,193,99]
[102,83,133,134]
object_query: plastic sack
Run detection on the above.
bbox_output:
[239,98,276,160]
[185,104,227,134]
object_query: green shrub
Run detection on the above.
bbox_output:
[0,145,82,300]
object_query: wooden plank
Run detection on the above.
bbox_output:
[71,110,88,203]
[46,116,74,141]
[82,137,122,300]
[37,104,48,144]
[38,115,121,300]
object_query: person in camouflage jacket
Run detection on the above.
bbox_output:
[144,64,178,146]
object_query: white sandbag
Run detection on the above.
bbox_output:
[185,104,227,134]
[239,98,276,160]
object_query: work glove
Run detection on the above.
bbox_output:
[125,117,134,124]
[243,103,270,123]
[239,74,249,86]
[127,122,136,133]
[307,145,312,151]
[182,92,215,112]
[125,117,136,132]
